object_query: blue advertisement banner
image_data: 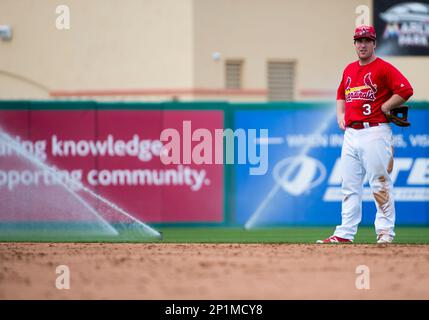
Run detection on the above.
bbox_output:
[234,108,429,226]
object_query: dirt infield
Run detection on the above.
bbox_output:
[1,243,428,299]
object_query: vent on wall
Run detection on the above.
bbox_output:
[225,60,243,89]
[0,25,13,41]
[267,61,295,101]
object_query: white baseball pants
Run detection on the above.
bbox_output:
[334,123,396,240]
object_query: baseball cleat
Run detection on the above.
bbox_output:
[377,233,393,244]
[316,235,353,244]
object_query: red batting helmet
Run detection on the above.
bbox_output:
[353,25,376,40]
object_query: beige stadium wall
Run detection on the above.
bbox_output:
[0,0,194,100]
[0,0,428,101]
[193,0,428,102]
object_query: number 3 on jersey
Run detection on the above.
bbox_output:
[362,103,372,115]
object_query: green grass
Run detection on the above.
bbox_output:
[155,227,429,244]
[1,226,429,244]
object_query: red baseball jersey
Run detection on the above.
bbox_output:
[337,57,413,126]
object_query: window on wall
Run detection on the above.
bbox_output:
[225,60,243,89]
[267,61,295,101]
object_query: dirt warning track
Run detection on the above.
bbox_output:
[1,243,428,299]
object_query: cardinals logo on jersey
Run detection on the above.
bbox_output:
[345,73,377,102]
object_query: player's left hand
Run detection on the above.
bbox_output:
[381,104,390,114]
[385,105,411,127]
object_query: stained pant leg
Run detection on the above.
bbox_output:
[361,126,396,238]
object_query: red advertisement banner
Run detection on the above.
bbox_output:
[0,110,224,223]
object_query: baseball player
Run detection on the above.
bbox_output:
[317,25,413,244]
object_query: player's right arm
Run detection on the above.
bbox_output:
[336,71,346,131]
[336,99,346,130]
